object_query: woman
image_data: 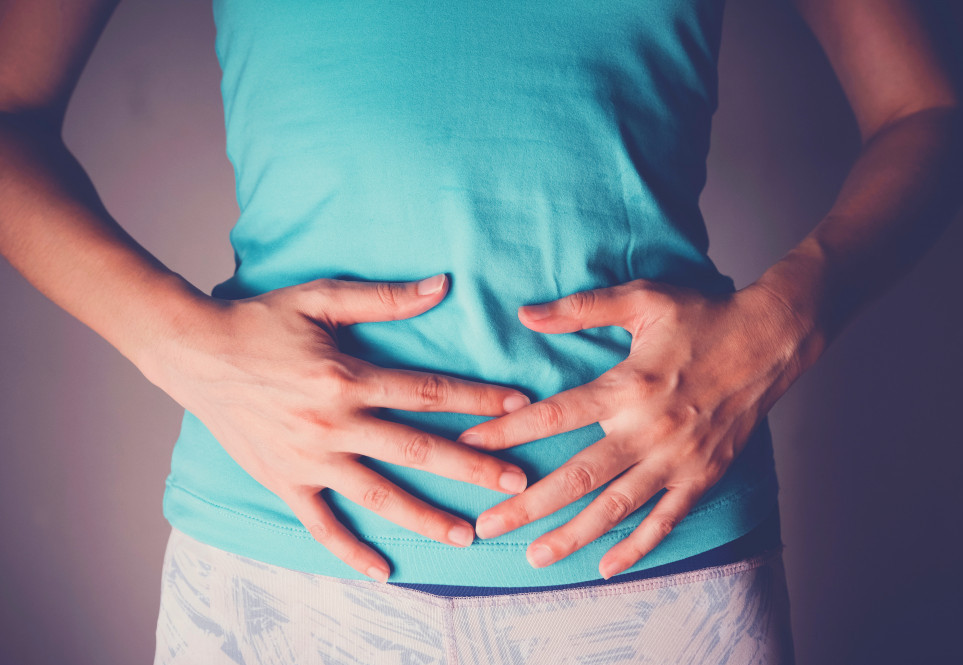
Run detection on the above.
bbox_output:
[0,0,959,663]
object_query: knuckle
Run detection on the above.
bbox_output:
[417,510,448,537]
[415,374,449,406]
[706,448,734,481]
[315,357,354,384]
[624,368,660,402]
[313,359,360,402]
[598,490,635,524]
[519,502,535,526]
[362,483,393,512]
[594,370,625,395]
[649,514,679,540]
[651,410,685,439]
[629,280,657,308]
[375,281,401,308]
[402,433,434,466]
[640,285,677,316]
[466,455,490,487]
[349,543,373,565]
[636,372,657,398]
[311,277,336,290]
[300,279,335,311]
[651,403,700,440]
[714,443,736,467]
[551,530,582,554]
[305,521,330,543]
[641,369,668,392]
[595,370,639,409]
[534,400,566,431]
[559,462,596,499]
[567,290,597,318]
[682,402,701,423]
[508,502,532,530]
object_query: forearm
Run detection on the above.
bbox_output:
[753,105,963,374]
[0,111,212,375]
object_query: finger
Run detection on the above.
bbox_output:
[353,418,529,495]
[474,435,635,539]
[284,487,392,583]
[298,273,450,327]
[331,462,479,548]
[523,462,670,569]
[354,362,531,416]
[598,481,708,579]
[517,281,646,333]
[456,380,608,450]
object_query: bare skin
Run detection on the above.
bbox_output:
[0,0,535,584]
[1,0,961,584]
[458,0,963,577]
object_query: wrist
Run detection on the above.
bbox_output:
[121,272,226,387]
[750,235,835,378]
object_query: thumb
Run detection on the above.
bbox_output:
[518,283,639,333]
[301,273,449,326]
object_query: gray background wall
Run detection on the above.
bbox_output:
[1,1,960,663]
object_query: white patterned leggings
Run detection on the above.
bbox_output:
[154,526,795,664]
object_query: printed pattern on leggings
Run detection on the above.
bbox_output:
[154,527,795,664]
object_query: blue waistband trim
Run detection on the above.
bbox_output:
[389,502,782,597]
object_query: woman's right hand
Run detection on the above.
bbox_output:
[138,273,531,583]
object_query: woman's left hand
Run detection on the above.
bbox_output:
[455,278,811,578]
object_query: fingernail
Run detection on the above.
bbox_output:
[503,394,530,413]
[448,524,474,547]
[366,565,390,583]
[475,514,505,539]
[416,274,446,295]
[527,544,555,568]
[498,470,527,494]
[599,559,622,580]
[522,303,551,320]
[459,432,483,445]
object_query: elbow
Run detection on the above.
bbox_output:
[0,106,65,140]
[860,92,963,146]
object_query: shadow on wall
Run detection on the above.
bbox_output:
[0,1,960,664]
[704,2,963,664]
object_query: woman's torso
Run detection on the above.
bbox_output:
[161,0,781,586]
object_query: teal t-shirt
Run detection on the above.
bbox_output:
[162,0,780,585]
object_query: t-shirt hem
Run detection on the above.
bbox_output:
[161,470,779,586]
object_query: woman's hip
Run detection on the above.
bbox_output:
[153,525,795,664]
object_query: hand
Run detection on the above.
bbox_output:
[139,273,532,583]
[455,278,809,579]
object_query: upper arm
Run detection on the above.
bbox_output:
[0,0,122,131]
[790,0,960,142]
